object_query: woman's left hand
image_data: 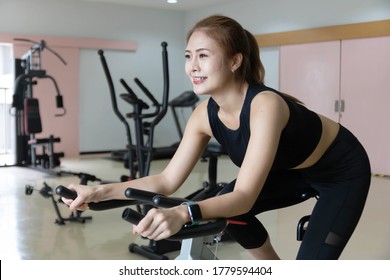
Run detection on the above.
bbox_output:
[132,206,188,240]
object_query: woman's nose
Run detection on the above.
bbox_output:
[191,61,199,72]
[188,56,199,70]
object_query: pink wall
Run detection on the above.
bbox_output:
[1,34,137,157]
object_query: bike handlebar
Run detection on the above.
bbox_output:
[55,185,227,241]
[123,187,227,241]
[122,207,227,241]
[55,185,135,211]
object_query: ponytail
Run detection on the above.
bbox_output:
[244,30,265,85]
[244,31,304,104]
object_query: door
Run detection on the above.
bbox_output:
[340,36,390,175]
[280,41,341,122]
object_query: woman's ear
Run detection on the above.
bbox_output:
[231,53,243,72]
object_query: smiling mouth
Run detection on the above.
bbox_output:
[193,77,207,84]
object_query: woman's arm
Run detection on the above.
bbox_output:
[64,100,212,212]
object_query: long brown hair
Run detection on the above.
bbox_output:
[187,15,303,104]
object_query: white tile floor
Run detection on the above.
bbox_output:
[0,154,389,260]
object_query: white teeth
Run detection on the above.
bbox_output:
[193,77,206,81]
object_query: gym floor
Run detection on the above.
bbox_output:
[0,153,389,260]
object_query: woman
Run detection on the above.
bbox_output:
[63,15,371,259]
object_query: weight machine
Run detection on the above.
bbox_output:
[12,38,66,171]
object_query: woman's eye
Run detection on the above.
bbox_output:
[199,53,208,58]
[184,54,191,60]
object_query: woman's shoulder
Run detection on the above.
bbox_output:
[250,90,290,128]
[187,98,213,135]
[252,89,287,108]
[194,97,210,112]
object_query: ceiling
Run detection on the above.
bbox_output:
[82,0,236,11]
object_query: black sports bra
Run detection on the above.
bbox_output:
[207,84,322,170]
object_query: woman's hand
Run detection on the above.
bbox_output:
[61,184,99,212]
[132,205,189,240]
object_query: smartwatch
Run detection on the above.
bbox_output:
[182,201,202,227]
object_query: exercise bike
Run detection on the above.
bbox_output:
[56,185,228,260]
[55,184,319,259]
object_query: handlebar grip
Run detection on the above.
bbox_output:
[56,185,77,199]
[89,200,135,211]
[122,207,145,225]
[152,195,188,208]
[124,188,161,202]
[134,78,160,106]
[56,185,135,211]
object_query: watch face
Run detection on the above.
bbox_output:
[189,204,202,221]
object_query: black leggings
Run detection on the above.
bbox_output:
[219,125,371,259]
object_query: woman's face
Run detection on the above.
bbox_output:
[185,30,233,96]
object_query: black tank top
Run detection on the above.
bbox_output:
[207,84,322,170]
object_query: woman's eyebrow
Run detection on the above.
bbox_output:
[185,48,211,53]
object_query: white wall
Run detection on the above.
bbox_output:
[1,0,389,153]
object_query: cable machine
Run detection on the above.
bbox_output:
[12,39,66,171]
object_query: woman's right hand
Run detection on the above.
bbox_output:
[61,183,99,212]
